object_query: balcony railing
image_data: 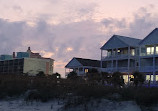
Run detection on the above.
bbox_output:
[139,66,158,72]
[140,51,158,57]
[102,54,136,60]
[101,67,136,73]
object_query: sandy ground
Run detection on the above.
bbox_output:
[0,98,157,111]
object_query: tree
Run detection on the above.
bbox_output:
[101,72,111,85]
[52,72,61,79]
[67,71,78,79]
[36,71,45,76]
[88,68,98,73]
[111,72,124,88]
[133,71,145,87]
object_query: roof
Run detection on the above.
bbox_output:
[139,28,158,46]
[65,57,100,68]
[101,35,141,50]
[75,58,100,67]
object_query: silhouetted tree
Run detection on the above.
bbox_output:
[86,72,101,83]
[67,71,78,79]
[111,72,124,88]
[36,71,45,76]
[101,72,111,85]
[52,72,61,79]
[88,68,98,73]
[133,71,145,87]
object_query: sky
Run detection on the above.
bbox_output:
[1,0,158,77]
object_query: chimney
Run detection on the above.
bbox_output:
[28,47,31,50]
[27,47,31,53]
[13,52,15,58]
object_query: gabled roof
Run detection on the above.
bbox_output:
[139,28,158,46]
[65,57,100,68]
[75,58,100,67]
[101,35,141,50]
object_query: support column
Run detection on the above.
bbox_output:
[65,68,67,78]
[116,48,118,71]
[153,45,156,83]
[83,67,85,74]
[101,50,103,71]
[112,49,114,73]
[78,67,80,75]
[139,46,141,72]
[128,46,130,83]
[134,48,137,70]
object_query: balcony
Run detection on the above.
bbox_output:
[140,51,158,57]
[101,67,136,73]
[139,66,158,72]
[102,54,136,60]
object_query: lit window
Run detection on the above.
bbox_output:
[146,75,150,81]
[131,49,135,56]
[156,46,158,54]
[130,75,134,78]
[146,47,154,55]
[117,50,120,53]
[123,75,128,84]
[146,75,153,81]
[85,69,88,73]
[156,75,158,81]
[151,47,154,54]
[147,47,150,55]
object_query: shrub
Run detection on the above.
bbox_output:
[36,71,45,76]
[67,71,78,79]
[111,72,124,88]
[133,71,145,87]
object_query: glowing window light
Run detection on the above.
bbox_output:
[85,69,88,73]
[151,47,154,54]
[147,47,150,55]
[156,46,158,54]
[147,47,154,55]
[130,75,134,78]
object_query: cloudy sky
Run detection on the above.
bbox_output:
[1,0,158,77]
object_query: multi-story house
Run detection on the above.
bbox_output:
[139,28,158,82]
[100,35,141,82]
[101,28,158,83]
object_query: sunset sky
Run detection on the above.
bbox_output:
[1,0,158,76]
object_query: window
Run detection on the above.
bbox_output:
[156,46,158,54]
[146,47,154,55]
[107,51,112,57]
[85,69,88,73]
[131,49,135,56]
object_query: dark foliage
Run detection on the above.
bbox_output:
[36,71,45,76]
[133,71,145,87]
[51,72,61,79]
[67,71,78,79]
[88,68,98,73]
[0,74,158,106]
[111,72,124,88]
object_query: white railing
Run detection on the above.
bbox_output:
[139,66,154,72]
[102,54,135,60]
[101,67,135,73]
[140,52,158,57]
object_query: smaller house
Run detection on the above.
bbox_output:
[65,57,100,76]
